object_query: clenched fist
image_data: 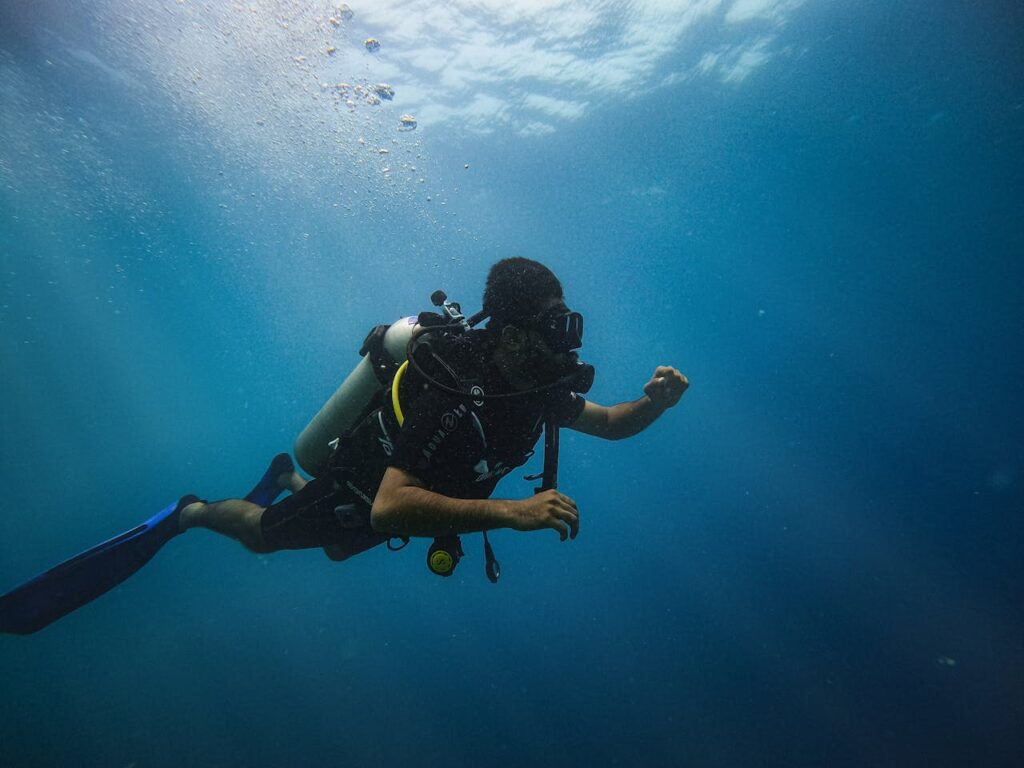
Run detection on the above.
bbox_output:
[643,366,689,410]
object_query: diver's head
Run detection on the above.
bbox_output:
[482,257,565,331]
[483,258,588,391]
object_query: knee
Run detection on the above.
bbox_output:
[244,526,277,554]
[245,510,276,554]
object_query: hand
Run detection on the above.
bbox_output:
[511,489,580,541]
[643,366,689,410]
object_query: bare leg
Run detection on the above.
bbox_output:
[179,499,272,553]
[180,465,308,553]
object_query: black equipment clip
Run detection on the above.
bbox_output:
[525,419,560,493]
[359,324,401,388]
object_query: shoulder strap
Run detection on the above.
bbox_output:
[359,324,401,388]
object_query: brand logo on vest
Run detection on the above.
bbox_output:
[474,459,513,483]
[377,412,394,456]
[345,480,373,507]
[471,385,485,407]
[422,402,468,460]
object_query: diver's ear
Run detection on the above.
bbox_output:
[501,324,528,351]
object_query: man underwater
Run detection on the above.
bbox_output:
[0,258,687,633]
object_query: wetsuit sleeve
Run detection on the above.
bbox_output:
[549,390,587,427]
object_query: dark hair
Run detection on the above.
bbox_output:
[482,257,563,331]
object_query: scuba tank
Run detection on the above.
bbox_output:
[293,315,419,477]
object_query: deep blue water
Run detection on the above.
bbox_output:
[1,1,1022,766]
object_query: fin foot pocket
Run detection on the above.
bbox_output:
[244,453,295,507]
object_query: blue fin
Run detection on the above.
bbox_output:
[0,495,199,635]
[244,453,294,507]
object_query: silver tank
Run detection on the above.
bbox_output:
[293,316,419,477]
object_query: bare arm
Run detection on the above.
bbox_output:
[569,365,689,440]
[371,466,581,540]
[568,398,664,440]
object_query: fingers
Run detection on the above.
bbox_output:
[551,513,577,541]
[555,490,578,512]
[519,490,580,540]
[653,365,685,383]
[549,491,579,541]
[553,520,570,541]
[647,366,689,406]
[555,506,579,540]
[653,366,681,385]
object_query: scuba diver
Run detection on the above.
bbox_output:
[0,258,688,634]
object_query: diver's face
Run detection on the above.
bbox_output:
[521,296,580,384]
[525,327,576,370]
[497,294,586,390]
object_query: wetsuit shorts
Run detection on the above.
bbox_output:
[260,475,387,557]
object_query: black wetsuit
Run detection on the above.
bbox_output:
[260,331,586,557]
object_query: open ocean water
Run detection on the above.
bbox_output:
[1,1,1021,766]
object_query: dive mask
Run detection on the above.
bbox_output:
[525,304,593,393]
[532,304,584,353]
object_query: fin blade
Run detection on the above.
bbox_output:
[0,500,184,635]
